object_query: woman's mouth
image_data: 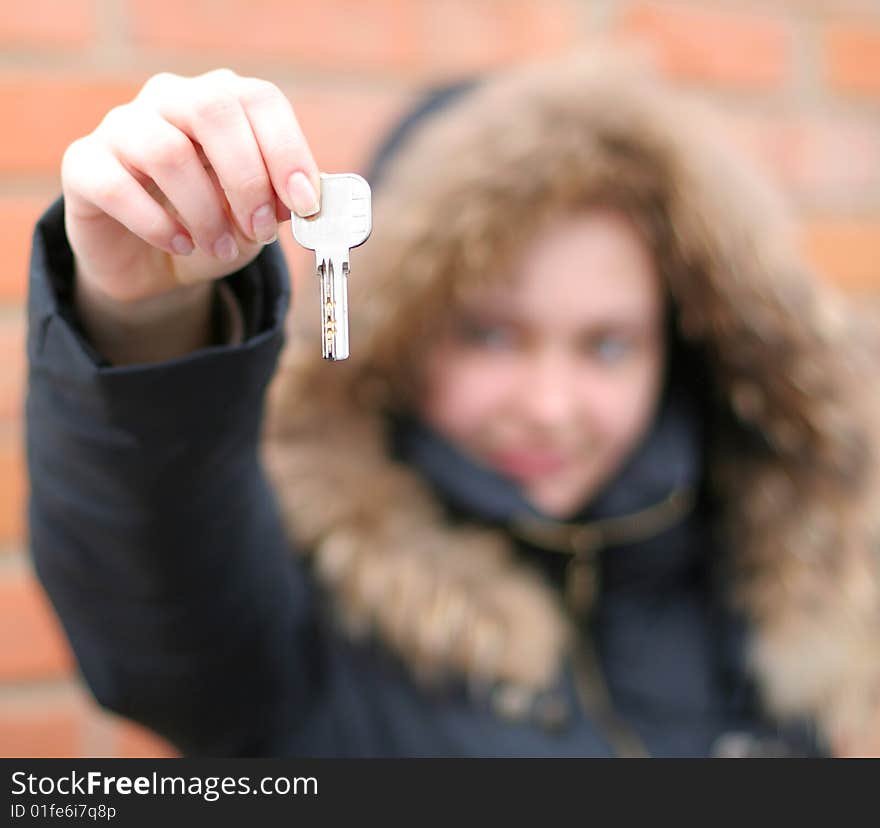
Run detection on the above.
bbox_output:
[486,448,570,479]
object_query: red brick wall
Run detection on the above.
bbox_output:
[3,0,879,759]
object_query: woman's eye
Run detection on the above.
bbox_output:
[588,336,633,362]
[457,322,515,349]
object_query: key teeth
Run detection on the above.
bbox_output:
[318,257,350,361]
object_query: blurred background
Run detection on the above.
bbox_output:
[2,0,879,758]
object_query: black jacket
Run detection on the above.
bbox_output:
[26,195,826,757]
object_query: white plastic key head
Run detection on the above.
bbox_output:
[290,172,372,361]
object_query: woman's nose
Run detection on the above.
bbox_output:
[515,350,581,432]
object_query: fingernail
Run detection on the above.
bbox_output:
[213,232,239,262]
[171,233,194,256]
[251,203,277,244]
[287,171,320,217]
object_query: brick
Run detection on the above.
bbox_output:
[281,84,413,176]
[0,196,53,304]
[0,73,142,175]
[0,687,86,757]
[416,0,581,76]
[800,217,880,292]
[0,567,74,681]
[727,113,880,209]
[0,425,26,545]
[619,3,792,90]
[128,0,581,77]
[770,0,880,15]
[128,0,418,71]
[115,719,180,758]
[0,1,95,49]
[0,313,26,424]
[824,24,880,100]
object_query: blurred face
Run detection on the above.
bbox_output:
[415,208,667,520]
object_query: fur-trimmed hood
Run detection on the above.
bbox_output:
[260,49,880,755]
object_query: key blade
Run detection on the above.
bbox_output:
[319,257,349,360]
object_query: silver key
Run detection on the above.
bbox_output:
[291,172,372,361]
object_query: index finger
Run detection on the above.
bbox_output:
[232,76,323,220]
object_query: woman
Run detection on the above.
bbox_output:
[26,51,880,757]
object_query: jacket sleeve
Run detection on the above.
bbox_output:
[25,195,321,757]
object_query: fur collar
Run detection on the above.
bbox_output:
[261,49,880,755]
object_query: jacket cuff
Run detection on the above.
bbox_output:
[26,194,292,435]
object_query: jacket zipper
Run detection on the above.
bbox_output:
[568,624,651,758]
